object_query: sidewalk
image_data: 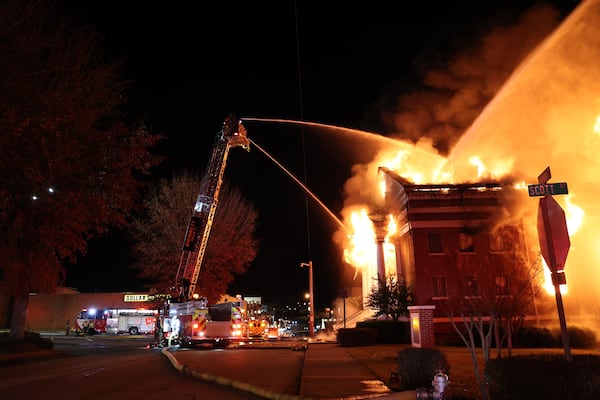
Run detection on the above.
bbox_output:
[299,342,415,400]
[164,341,416,400]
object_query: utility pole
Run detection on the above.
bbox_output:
[301,261,315,339]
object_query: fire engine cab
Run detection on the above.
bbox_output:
[76,308,108,335]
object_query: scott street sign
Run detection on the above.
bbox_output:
[528,182,568,197]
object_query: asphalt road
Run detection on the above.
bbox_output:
[0,334,305,400]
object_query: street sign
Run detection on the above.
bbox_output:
[537,195,570,271]
[528,182,569,197]
[538,166,551,184]
[533,166,572,362]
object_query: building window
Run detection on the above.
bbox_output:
[428,233,443,254]
[458,232,474,252]
[490,226,517,253]
[489,233,504,253]
[432,276,448,298]
[495,275,509,296]
[464,275,479,298]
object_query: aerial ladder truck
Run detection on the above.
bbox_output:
[167,114,251,347]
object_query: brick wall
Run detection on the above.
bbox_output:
[408,305,436,348]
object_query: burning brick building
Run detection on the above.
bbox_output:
[336,0,599,336]
[374,167,541,340]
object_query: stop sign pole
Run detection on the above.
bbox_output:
[534,166,572,362]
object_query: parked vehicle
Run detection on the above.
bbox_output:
[76,308,157,335]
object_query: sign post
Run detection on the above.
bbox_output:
[532,166,572,362]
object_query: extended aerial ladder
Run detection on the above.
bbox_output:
[175,114,250,301]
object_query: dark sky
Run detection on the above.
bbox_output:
[62,1,580,307]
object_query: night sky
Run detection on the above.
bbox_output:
[61,1,580,307]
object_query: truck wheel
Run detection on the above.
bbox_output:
[129,326,139,335]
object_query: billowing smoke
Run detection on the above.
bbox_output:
[378,4,563,156]
[443,0,600,320]
[341,4,564,212]
[339,1,600,326]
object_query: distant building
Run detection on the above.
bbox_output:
[23,290,159,331]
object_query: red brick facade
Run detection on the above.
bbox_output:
[380,168,537,342]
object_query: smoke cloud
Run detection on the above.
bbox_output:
[377,4,563,156]
[340,1,600,326]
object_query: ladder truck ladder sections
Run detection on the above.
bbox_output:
[175,115,249,300]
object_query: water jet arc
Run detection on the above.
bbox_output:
[241,117,403,148]
[247,137,349,233]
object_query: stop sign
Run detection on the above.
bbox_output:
[537,195,570,271]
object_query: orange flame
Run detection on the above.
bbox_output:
[343,208,399,299]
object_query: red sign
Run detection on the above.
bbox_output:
[537,196,570,271]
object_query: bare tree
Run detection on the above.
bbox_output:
[130,171,259,304]
[0,0,163,339]
[441,225,542,400]
[493,246,545,358]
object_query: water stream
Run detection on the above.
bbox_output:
[247,137,349,233]
[241,117,402,148]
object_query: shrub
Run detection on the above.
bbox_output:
[512,326,558,348]
[356,320,411,344]
[567,326,598,349]
[486,354,600,399]
[336,327,377,347]
[513,325,598,349]
[24,331,54,349]
[0,331,54,351]
[395,347,450,390]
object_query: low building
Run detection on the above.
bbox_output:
[24,290,160,331]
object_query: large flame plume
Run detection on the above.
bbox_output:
[338,0,600,315]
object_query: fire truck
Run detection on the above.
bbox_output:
[76,308,109,334]
[115,312,156,335]
[76,308,157,335]
[167,115,252,348]
[247,318,269,338]
[169,297,249,347]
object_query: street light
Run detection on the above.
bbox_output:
[300,261,314,339]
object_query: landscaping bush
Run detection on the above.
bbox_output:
[395,347,450,390]
[567,326,598,349]
[336,327,377,347]
[356,320,410,344]
[513,325,598,349]
[486,353,600,399]
[513,326,558,348]
[0,331,54,352]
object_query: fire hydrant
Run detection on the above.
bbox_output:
[416,371,450,399]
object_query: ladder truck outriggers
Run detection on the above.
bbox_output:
[166,114,251,348]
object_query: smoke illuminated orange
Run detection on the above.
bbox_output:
[339,0,600,314]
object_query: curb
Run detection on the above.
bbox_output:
[161,347,313,400]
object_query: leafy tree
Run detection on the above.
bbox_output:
[366,274,414,321]
[0,0,164,339]
[130,171,259,304]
